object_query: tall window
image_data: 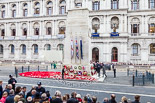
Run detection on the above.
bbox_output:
[23,9,28,17]
[150,44,155,54]
[131,24,139,33]
[111,0,119,9]
[131,0,139,10]
[0,45,3,54]
[47,7,52,15]
[2,11,5,18]
[12,10,16,17]
[60,6,65,14]
[33,44,38,54]
[10,45,15,54]
[149,0,155,9]
[47,27,52,35]
[1,29,5,36]
[92,18,100,33]
[21,45,26,54]
[34,28,39,35]
[59,0,66,14]
[132,44,139,56]
[92,1,100,11]
[23,28,27,36]
[47,1,53,15]
[12,29,16,36]
[34,2,40,16]
[35,8,40,15]
[149,23,155,33]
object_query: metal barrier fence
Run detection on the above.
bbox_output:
[127,69,154,86]
[15,65,48,77]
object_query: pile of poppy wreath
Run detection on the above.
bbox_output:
[19,71,96,81]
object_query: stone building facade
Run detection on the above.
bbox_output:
[0,0,155,65]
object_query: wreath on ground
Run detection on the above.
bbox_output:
[78,66,82,70]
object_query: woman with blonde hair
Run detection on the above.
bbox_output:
[121,96,128,103]
[0,91,8,103]
[14,95,21,103]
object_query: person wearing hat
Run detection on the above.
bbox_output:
[36,81,45,95]
[8,75,17,91]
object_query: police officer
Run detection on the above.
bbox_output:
[36,81,45,95]
[62,66,65,80]
[8,74,17,90]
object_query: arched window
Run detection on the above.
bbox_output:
[9,44,15,54]
[10,24,16,36]
[12,4,16,17]
[46,22,52,35]
[150,43,155,54]
[23,3,28,17]
[111,0,119,9]
[92,18,100,33]
[92,47,99,62]
[112,47,118,62]
[131,18,140,35]
[21,44,26,54]
[0,24,5,36]
[32,44,38,54]
[148,17,155,34]
[131,0,139,10]
[57,44,64,50]
[22,23,27,36]
[111,17,119,32]
[34,2,40,16]
[59,0,66,14]
[1,5,5,18]
[132,43,140,56]
[33,23,39,35]
[92,1,100,11]
[47,1,53,15]
[0,45,3,54]
[149,0,155,9]
[58,21,66,34]
[45,44,51,50]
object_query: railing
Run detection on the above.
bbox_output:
[148,54,155,61]
[131,33,141,36]
[91,33,100,37]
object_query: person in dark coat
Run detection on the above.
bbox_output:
[36,82,45,95]
[52,90,63,103]
[5,89,15,103]
[97,62,101,77]
[62,66,65,80]
[131,95,140,103]
[26,86,36,100]
[108,94,117,103]
[67,92,78,103]
[8,75,17,90]
[0,81,3,99]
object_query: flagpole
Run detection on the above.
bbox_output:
[71,33,72,64]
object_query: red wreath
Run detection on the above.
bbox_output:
[83,71,87,76]
[91,66,94,70]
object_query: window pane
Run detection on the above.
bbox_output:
[2,11,5,18]
[60,6,65,14]
[22,45,26,54]
[0,45,3,54]
[11,45,14,54]
[150,44,155,54]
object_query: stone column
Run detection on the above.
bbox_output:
[5,23,7,37]
[27,21,30,37]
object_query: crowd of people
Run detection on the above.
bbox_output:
[0,75,142,103]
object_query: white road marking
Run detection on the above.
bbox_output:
[3,82,155,98]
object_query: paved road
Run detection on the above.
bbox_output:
[0,66,155,102]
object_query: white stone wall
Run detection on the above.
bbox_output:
[0,0,154,64]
